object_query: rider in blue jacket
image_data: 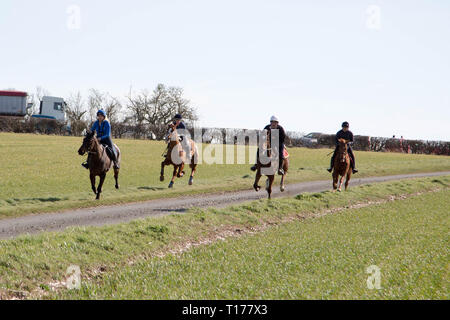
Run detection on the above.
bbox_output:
[82,110,119,169]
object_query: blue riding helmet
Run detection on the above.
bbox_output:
[97,110,106,117]
[174,114,182,120]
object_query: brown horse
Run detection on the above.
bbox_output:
[160,123,198,188]
[332,138,352,192]
[78,130,121,200]
[253,131,289,199]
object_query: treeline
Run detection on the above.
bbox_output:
[1,85,448,155]
[1,84,198,139]
[295,133,450,156]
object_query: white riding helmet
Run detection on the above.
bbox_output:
[270,115,279,122]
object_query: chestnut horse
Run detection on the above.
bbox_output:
[332,138,352,192]
[78,130,121,200]
[253,130,289,199]
[160,123,198,188]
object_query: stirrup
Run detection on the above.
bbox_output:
[250,165,257,172]
[82,162,89,170]
[278,168,284,176]
[327,168,332,173]
[352,169,358,174]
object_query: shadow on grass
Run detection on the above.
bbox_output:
[3,197,67,206]
[138,186,165,191]
[431,179,449,187]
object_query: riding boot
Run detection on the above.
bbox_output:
[82,154,90,170]
[109,148,120,169]
[348,149,358,174]
[327,154,335,172]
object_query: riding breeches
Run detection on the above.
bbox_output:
[100,137,117,162]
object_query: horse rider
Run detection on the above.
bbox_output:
[250,115,286,175]
[82,109,119,169]
[327,121,358,174]
[165,113,190,155]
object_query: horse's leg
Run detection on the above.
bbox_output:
[189,162,196,185]
[177,162,185,178]
[90,173,96,195]
[96,173,106,200]
[345,170,352,191]
[169,165,177,188]
[253,167,262,191]
[332,172,338,191]
[114,167,120,189]
[160,161,166,182]
[266,175,275,199]
[338,175,344,192]
[280,160,288,192]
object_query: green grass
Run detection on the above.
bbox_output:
[0,132,450,219]
[63,189,447,300]
[0,175,448,299]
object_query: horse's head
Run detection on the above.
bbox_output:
[78,130,96,155]
[337,138,349,163]
[166,123,179,145]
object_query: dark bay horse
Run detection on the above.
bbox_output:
[160,123,198,188]
[253,130,289,199]
[332,138,352,192]
[78,131,121,200]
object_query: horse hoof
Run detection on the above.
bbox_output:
[115,185,119,189]
[280,186,285,192]
[160,176,164,182]
[168,182,174,188]
[188,177,193,185]
[253,184,261,192]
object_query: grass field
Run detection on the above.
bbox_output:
[0,133,450,219]
[0,175,448,299]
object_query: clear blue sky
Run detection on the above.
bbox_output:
[1,0,449,140]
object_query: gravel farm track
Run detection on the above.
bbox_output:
[1,171,449,239]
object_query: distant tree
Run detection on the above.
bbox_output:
[87,89,104,125]
[126,84,198,140]
[27,86,51,116]
[66,92,87,136]
[87,89,123,126]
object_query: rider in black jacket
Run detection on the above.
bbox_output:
[251,116,286,175]
[327,122,358,174]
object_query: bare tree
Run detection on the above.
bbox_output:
[27,86,51,116]
[87,89,123,125]
[66,92,87,136]
[87,89,104,125]
[126,84,198,140]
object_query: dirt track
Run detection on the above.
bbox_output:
[1,171,449,239]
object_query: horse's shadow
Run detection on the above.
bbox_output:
[4,197,66,205]
[138,186,165,191]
